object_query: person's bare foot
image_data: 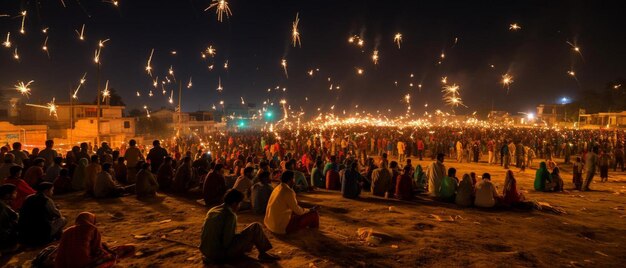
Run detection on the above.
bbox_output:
[258,252,280,262]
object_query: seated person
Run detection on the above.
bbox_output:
[251,171,274,215]
[157,157,175,191]
[534,162,554,192]
[551,167,564,192]
[342,162,363,199]
[55,212,135,268]
[85,155,102,196]
[264,171,319,234]
[200,189,280,264]
[413,164,426,193]
[325,168,341,191]
[173,157,193,193]
[502,170,526,206]
[232,167,255,210]
[4,166,35,211]
[394,165,413,200]
[136,163,159,198]
[474,173,501,208]
[310,160,325,189]
[113,156,128,184]
[0,184,19,251]
[371,160,392,197]
[439,168,458,201]
[455,174,475,207]
[18,182,67,246]
[44,157,63,182]
[287,160,310,193]
[53,168,73,195]
[203,164,227,208]
[24,158,45,187]
[94,163,127,198]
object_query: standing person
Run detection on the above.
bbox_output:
[0,154,18,182]
[397,140,406,163]
[371,160,392,197]
[572,156,584,190]
[264,171,320,235]
[123,139,145,184]
[200,189,279,264]
[614,146,624,172]
[147,140,169,174]
[251,171,274,215]
[426,153,446,197]
[38,140,58,168]
[599,151,610,183]
[18,182,67,246]
[417,138,425,161]
[487,140,495,164]
[516,142,525,168]
[456,140,463,163]
[501,142,510,169]
[10,142,28,167]
[203,164,227,208]
[582,147,599,191]
[0,184,19,251]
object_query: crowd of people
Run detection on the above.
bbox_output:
[0,125,624,265]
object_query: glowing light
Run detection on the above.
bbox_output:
[3,32,11,48]
[281,59,288,78]
[292,12,301,47]
[169,90,174,104]
[307,70,314,76]
[527,113,535,120]
[356,68,364,75]
[357,39,364,47]
[241,97,245,105]
[104,0,119,7]
[19,11,26,34]
[502,73,513,93]
[187,77,193,88]
[13,47,19,61]
[94,39,110,64]
[614,84,622,89]
[224,60,229,69]
[75,24,85,41]
[136,91,141,97]
[394,33,402,49]
[72,72,87,99]
[567,41,584,61]
[372,50,379,65]
[42,36,49,58]
[15,80,34,97]
[102,80,110,102]
[205,0,232,22]
[145,48,154,76]
[27,98,58,118]
[441,76,447,84]
[509,23,521,31]
[217,77,223,92]
[205,45,216,57]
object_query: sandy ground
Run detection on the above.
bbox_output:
[2,157,626,268]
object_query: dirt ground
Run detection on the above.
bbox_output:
[3,157,626,268]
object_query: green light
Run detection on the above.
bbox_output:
[265,112,273,118]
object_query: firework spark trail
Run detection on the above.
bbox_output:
[42,36,50,58]
[169,89,174,104]
[19,11,26,34]
[94,39,110,64]
[27,98,58,117]
[566,41,585,62]
[372,50,379,65]
[13,47,19,61]
[75,24,85,41]
[217,77,223,92]
[205,0,232,22]
[442,83,466,108]
[187,77,193,88]
[292,12,301,47]
[72,72,87,99]
[509,23,521,31]
[102,80,110,102]
[394,33,402,49]
[15,80,34,97]
[3,32,11,48]
[502,73,513,94]
[205,45,216,57]
[146,48,154,76]
[281,59,288,78]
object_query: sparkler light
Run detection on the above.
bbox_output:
[146,48,154,76]
[75,24,85,41]
[566,41,584,61]
[509,23,521,31]
[224,60,229,69]
[169,90,174,104]
[281,59,288,78]
[42,36,50,58]
[42,27,48,34]
[356,68,364,75]
[441,76,447,84]
[307,70,314,76]
[502,73,513,93]
[19,11,26,34]
[94,39,109,64]
[72,72,87,99]
[104,0,119,7]
[442,83,466,108]
[149,90,154,97]
[27,98,58,117]
[13,47,19,61]
[15,80,34,97]
[205,45,216,57]
[187,77,193,88]
[357,39,364,47]
[394,33,402,49]
[217,77,223,92]
[102,80,110,102]
[292,13,301,47]
[136,91,140,97]
[372,50,379,65]
[3,32,10,48]
[205,0,232,22]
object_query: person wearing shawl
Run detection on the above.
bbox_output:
[0,184,19,251]
[342,162,362,199]
[474,173,501,208]
[157,157,175,191]
[413,164,426,192]
[18,182,67,246]
[203,164,227,207]
[55,212,135,268]
[395,165,413,200]
[310,160,325,189]
[534,162,553,191]
[136,163,159,198]
[502,170,525,206]
[24,158,45,188]
[4,166,35,211]
[325,167,341,191]
[371,160,392,197]
[71,158,89,191]
[455,174,475,207]
[572,156,583,190]
[439,167,458,201]
[427,153,446,197]
[551,167,564,192]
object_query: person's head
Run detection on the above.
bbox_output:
[258,171,271,184]
[281,170,295,186]
[3,153,14,163]
[437,153,445,163]
[243,166,254,178]
[33,158,45,167]
[59,168,69,177]
[259,161,269,171]
[102,163,112,172]
[213,164,224,175]
[129,139,137,147]
[539,161,547,169]
[12,142,21,151]
[330,155,337,163]
[45,140,54,148]
[101,142,109,148]
[80,142,88,150]
[447,167,457,178]
[403,165,412,175]
[53,156,63,166]
[31,148,40,155]
[183,156,191,164]
[470,172,476,180]
[90,155,99,163]
[576,156,581,163]
[117,156,125,164]
[0,184,17,201]
[141,162,150,170]
[71,146,80,153]
[224,189,244,212]
[380,159,389,169]
[390,161,398,169]
[153,140,160,147]
[75,212,97,226]
[9,166,22,178]
[406,159,412,166]
[482,173,491,181]
[552,167,560,176]
[36,182,54,197]
[79,158,89,166]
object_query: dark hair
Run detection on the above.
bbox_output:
[224,189,244,205]
[437,153,445,161]
[213,163,224,172]
[153,140,160,147]
[482,173,491,180]
[54,156,63,165]
[102,163,112,171]
[34,158,45,166]
[9,166,22,177]
[141,162,150,170]
[45,140,54,147]
[117,156,125,162]
[243,166,254,176]
[129,139,137,146]
[90,155,99,163]
[12,142,21,150]
[447,167,456,177]
[0,183,17,198]
[59,168,69,177]
[36,182,54,192]
[281,170,294,183]
[390,161,398,169]
[258,171,271,183]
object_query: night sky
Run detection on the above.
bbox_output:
[1,0,625,117]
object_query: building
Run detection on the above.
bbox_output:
[536,104,568,126]
[579,111,626,129]
[148,108,224,135]
[0,122,48,150]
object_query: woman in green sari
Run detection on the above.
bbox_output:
[534,162,553,191]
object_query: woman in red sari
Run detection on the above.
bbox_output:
[502,170,525,206]
[55,212,134,268]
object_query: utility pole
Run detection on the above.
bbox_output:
[178,81,182,136]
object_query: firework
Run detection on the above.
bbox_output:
[19,11,26,34]
[146,48,154,76]
[144,105,151,117]
[440,52,445,59]
[224,60,229,69]
[94,39,109,64]
[148,90,154,97]
[281,59,288,78]
[394,33,402,49]
[217,77,223,92]
[102,80,110,102]
[372,50,379,65]
[356,68,364,75]
[72,72,87,99]
[152,76,158,88]
[205,0,232,22]
[241,97,245,105]
[187,77,193,88]
[169,90,174,104]
[442,84,466,108]
[205,45,216,57]
[292,13,301,47]
[13,47,19,61]
[307,70,314,76]
[27,98,58,117]
[75,24,85,41]
[42,27,49,34]
[357,39,364,47]
[502,73,513,93]
[3,32,10,48]
[566,41,584,61]
[136,91,140,97]
[509,23,521,31]
[441,76,447,84]
[42,36,50,58]
[103,0,119,7]
[614,84,622,89]
[15,80,34,97]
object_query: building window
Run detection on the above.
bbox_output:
[85,108,97,117]
[124,121,131,128]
